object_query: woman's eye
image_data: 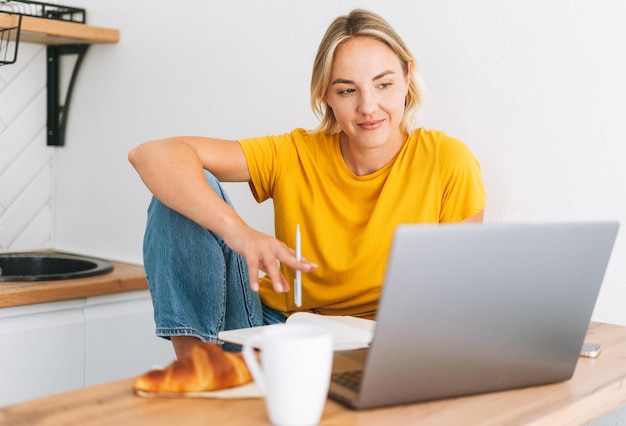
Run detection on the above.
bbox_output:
[338,88,356,95]
[378,82,392,89]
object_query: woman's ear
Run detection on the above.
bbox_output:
[405,61,414,84]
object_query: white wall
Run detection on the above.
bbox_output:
[0,44,53,251]
[2,1,626,325]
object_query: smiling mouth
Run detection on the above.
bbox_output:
[358,119,385,130]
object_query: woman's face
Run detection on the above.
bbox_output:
[326,36,410,149]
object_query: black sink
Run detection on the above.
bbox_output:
[0,252,114,282]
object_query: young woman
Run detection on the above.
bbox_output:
[129,9,486,358]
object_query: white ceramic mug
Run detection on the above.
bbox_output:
[242,323,333,426]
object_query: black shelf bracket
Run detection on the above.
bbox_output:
[46,44,89,147]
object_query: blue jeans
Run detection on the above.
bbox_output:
[143,171,287,351]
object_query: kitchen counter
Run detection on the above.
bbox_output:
[0,261,147,308]
[2,322,626,425]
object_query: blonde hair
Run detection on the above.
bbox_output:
[311,9,422,134]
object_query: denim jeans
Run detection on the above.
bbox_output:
[143,171,286,351]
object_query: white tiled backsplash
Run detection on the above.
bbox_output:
[0,43,55,252]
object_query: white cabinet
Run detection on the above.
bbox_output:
[0,300,85,407]
[0,290,175,407]
[84,291,175,386]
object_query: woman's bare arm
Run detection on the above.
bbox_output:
[463,210,484,223]
[128,136,249,236]
[128,137,315,292]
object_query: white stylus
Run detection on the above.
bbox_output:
[294,224,302,307]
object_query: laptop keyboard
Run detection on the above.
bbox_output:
[332,370,363,392]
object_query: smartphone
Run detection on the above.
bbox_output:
[580,342,602,358]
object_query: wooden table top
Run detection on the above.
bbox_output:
[2,322,626,426]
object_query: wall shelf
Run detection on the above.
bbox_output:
[0,13,119,44]
[1,12,119,146]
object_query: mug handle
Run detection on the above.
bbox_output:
[242,334,266,394]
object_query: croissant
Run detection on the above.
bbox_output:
[133,342,253,393]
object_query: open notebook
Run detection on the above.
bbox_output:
[218,312,375,351]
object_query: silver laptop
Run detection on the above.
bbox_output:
[328,221,619,409]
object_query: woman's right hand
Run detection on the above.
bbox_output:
[224,226,317,293]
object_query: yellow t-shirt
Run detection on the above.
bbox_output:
[238,128,486,319]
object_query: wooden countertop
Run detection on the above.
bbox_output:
[0,261,148,308]
[2,322,626,425]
